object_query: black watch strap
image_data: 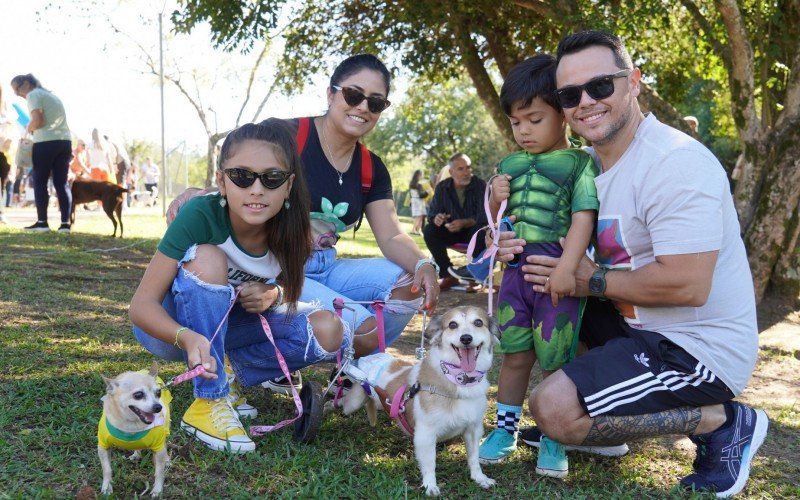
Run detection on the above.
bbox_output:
[589,267,609,297]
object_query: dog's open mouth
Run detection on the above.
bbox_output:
[129,405,156,425]
[451,343,482,373]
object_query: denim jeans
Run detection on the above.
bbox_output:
[302,248,420,351]
[133,246,352,397]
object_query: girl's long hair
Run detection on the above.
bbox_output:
[217,119,312,310]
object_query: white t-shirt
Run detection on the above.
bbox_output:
[141,162,160,184]
[591,114,757,395]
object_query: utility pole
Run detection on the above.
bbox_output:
[159,12,167,216]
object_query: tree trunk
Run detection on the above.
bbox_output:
[452,24,516,151]
[742,125,800,301]
[637,82,695,136]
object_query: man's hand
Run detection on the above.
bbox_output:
[433,213,450,227]
[493,215,525,262]
[490,174,511,205]
[237,281,280,314]
[444,218,469,233]
[166,187,210,225]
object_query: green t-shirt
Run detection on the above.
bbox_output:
[497,147,599,243]
[159,193,281,285]
[27,88,71,142]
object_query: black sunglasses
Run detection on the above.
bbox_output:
[554,69,631,108]
[224,168,292,189]
[332,85,391,113]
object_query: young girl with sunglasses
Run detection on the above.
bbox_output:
[129,120,348,453]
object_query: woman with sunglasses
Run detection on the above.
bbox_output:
[130,120,348,453]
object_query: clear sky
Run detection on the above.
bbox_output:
[1,0,332,152]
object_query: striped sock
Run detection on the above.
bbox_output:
[496,403,522,435]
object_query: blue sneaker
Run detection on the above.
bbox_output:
[479,428,517,464]
[680,402,769,497]
[536,436,568,478]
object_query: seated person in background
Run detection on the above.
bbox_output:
[423,152,487,290]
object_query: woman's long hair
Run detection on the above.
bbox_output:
[409,169,422,190]
[10,74,43,91]
[217,119,312,309]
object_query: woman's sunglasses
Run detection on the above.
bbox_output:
[554,69,631,109]
[332,85,391,113]
[224,168,292,189]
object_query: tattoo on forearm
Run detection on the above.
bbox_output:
[582,407,702,446]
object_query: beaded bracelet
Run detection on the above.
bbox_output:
[174,326,189,349]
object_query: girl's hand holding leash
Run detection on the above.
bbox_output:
[237,281,281,314]
[178,331,218,380]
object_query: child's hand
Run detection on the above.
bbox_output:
[237,281,280,313]
[490,175,511,204]
[180,331,218,380]
[543,265,576,307]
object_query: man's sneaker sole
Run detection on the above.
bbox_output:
[716,408,769,498]
[447,266,479,282]
[521,433,629,457]
[262,379,302,395]
[180,420,255,453]
[535,465,568,479]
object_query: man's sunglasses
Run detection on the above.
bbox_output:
[332,85,391,113]
[224,168,292,189]
[554,69,631,108]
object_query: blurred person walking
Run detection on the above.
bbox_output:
[10,74,72,232]
[408,169,430,235]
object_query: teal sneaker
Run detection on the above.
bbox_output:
[479,428,518,464]
[536,436,568,478]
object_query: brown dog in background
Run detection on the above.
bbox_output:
[71,179,128,237]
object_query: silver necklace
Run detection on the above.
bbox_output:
[320,119,355,186]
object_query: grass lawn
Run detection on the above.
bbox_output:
[0,207,798,498]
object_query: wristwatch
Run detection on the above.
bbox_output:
[588,267,609,297]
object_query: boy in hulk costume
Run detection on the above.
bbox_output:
[478,54,598,478]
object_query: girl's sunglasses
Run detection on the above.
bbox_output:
[224,168,292,189]
[332,85,391,113]
[554,69,631,108]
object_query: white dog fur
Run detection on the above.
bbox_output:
[334,306,500,496]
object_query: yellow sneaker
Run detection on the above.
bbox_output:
[224,360,258,419]
[180,398,255,453]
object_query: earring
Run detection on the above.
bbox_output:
[219,197,227,208]
[284,199,290,210]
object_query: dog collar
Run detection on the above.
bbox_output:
[104,415,165,441]
[439,361,485,387]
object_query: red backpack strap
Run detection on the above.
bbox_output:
[296,117,311,155]
[359,143,372,194]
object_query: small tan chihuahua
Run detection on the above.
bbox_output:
[97,363,172,497]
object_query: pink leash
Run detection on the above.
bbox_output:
[165,288,303,435]
[465,176,507,316]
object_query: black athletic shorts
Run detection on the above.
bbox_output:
[562,299,734,417]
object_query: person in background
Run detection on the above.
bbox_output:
[126,161,138,208]
[10,74,72,232]
[408,169,430,235]
[88,129,115,182]
[141,157,160,205]
[69,138,90,181]
[423,152,487,290]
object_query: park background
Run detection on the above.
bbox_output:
[1,0,798,497]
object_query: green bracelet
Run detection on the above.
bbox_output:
[174,326,189,349]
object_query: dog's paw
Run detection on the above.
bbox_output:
[472,473,496,489]
[422,482,440,496]
[150,486,162,497]
[100,482,113,496]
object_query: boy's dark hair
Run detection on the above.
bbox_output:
[500,54,560,115]
[330,54,392,96]
[217,119,312,310]
[556,30,633,71]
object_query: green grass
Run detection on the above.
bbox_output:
[0,211,797,498]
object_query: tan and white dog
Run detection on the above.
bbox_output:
[97,363,171,497]
[334,306,499,496]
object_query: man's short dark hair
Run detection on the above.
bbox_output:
[556,30,633,70]
[500,54,561,115]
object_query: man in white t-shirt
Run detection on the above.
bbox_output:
[141,157,160,204]
[495,31,767,496]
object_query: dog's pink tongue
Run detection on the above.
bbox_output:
[457,347,478,372]
[142,412,155,425]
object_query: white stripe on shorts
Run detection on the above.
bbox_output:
[584,362,716,417]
